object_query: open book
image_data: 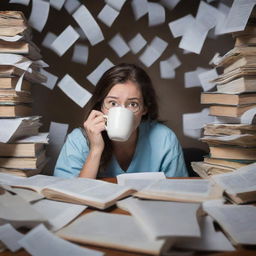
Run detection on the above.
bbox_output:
[203,204,256,246]
[211,162,256,204]
[133,179,223,203]
[0,174,135,209]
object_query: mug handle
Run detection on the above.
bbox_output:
[103,115,108,130]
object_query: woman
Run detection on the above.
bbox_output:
[54,63,188,178]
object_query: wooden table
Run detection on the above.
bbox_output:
[1,178,256,256]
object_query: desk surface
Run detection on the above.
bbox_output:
[1,178,256,256]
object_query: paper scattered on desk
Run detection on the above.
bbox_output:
[73,5,104,46]
[41,32,57,50]
[97,4,119,27]
[50,0,65,11]
[0,118,24,143]
[198,68,218,91]
[175,216,235,251]
[72,44,89,65]
[16,132,49,143]
[9,0,30,6]
[108,34,130,57]
[160,0,180,10]
[105,0,127,11]
[18,224,104,256]
[148,2,165,27]
[131,0,148,21]
[0,224,23,252]
[87,58,114,86]
[139,36,168,67]
[128,33,147,54]
[58,74,92,108]
[51,25,80,57]
[40,69,58,90]
[168,14,195,38]
[184,67,209,88]
[28,0,50,32]
[217,0,256,35]
[160,54,181,79]
[64,0,81,14]
[183,108,215,138]
[241,107,256,125]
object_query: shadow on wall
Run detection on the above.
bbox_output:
[183,148,207,177]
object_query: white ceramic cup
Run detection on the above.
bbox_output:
[104,107,134,142]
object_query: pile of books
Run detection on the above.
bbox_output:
[192,22,256,178]
[0,11,48,177]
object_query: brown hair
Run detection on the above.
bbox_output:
[83,63,159,170]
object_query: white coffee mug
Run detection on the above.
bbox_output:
[104,107,134,141]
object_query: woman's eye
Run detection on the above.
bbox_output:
[110,101,118,106]
[129,102,139,108]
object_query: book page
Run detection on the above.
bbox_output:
[211,163,256,194]
[19,224,104,256]
[120,198,201,240]
[32,199,87,231]
[43,178,133,203]
[117,172,166,190]
[56,211,167,255]
[0,224,23,252]
[174,216,235,251]
[204,205,256,245]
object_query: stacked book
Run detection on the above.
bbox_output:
[192,24,256,178]
[0,11,48,177]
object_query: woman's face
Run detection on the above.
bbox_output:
[101,80,147,132]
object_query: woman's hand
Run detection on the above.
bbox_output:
[83,110,106,153]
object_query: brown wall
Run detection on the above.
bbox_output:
[1,0,234,164]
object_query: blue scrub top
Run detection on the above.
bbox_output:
[54,121,188,178]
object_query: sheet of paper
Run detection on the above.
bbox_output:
[218,0,256,34]
[58,74,92,108]
[108,34,130,57]
[128,33,147,54]
[183,108,215,138]
[51,25,80,56]
[72,44,89,65]
[40,69,58,90]
[9,0,30,6]
[50,0,65,11]
[168,14,195,38]
[75,27,87,40]
[198,68,218,91]
[196,1,222,30]
[105,0,127,11]
[32,199,87,231]
[240,107,256,125]
[139,36,168,67]
[28,0,50,32]
[45,122,69,173]
[72,5,104,46]
[214,3,230,35]
[184,67,208,88]
[15,132,49,143]
[160,54,181,79]
[0,35,23,42]
[148,2,165,26]
[179,22,208,54]
[11,187,45,202]
[41,32,57,50]
[18,224,104,256]
[131,0,148,20]
[160,0,180,10]
[0,224,23,252]
[97,4,119,27]
[64,0,81,14]
[87,58,114,86]
[0,118,23,143]
[175,216,235,251]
